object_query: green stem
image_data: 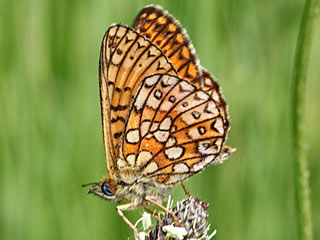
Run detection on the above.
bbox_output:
[291,0,319,240]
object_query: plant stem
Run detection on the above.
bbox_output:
[291,0,319,240]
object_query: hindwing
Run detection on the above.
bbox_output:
[118,74,228,184]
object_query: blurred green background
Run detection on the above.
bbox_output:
[1,0,319,239]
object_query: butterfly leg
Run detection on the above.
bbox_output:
[144,207,159,218]
[116,203,140,240]
[144,196,184,228]
[180,182,192,197]
[143,207,163,225]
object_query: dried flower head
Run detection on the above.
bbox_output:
[135,196,216,240]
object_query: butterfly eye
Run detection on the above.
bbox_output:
[101,182,113,196]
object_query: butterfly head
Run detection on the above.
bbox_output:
[83,177,118,202]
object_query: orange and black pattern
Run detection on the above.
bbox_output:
[99,24,178,163]
[119,74,226,185]
[133,6,202,89]
[99,6,233,184]
[133,5,229,130]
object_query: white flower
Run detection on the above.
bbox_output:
[135,232,146,240]
[142,212,152,230]
[162,225,187,240]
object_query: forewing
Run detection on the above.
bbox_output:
[118,74,228,184]
[133,5,203,88]
[99,24,177,171]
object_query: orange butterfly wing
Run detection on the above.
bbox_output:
[134,6,231,146]
[100,10,233,182]
[99,25,178,174]
[118,74,227,184]
[202,70,229,131]
[132,6,233,182]
[133,6,229,122]
[133,5,202,89]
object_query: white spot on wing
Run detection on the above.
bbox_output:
[137,38,148,48]
[166,174,190,184]
[181,112,196,125]
[195,91,208,101]
[166,137,177,147]
[117,159,127,168]
[135,89,149,111]
[145,75,160,87]
[154,130,169,142]
[147,94,161,109]
[126,129,139,144]
[213,118,224,133]
[148,46,159,58]
[112,50,123,65]
[162,75,179,86]
[150,122,159,131]
[164,146,184,160]
[206,101,219,115]
[141,120,151,137]
[108,26,117,36]
[137,151,153,167]
[211,91,220,102]
[160,101,173,112]
[145,133,153,139]
[204,78,212,86]
[116,26,127,37]
[187,127,200,139]
[159,117,172,130]
[173,163,189,173]
[142,161,158,174]
[204,155,215,164]
[191,156,214,172]
[126,154,136,166]
[191,161,205,172]
[154,89,162,99]
[180,81,195,92]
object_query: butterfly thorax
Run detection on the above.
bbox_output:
[101,170,173,207]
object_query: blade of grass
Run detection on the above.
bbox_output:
[291,0,319,240]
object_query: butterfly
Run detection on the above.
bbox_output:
[83,5,235,238]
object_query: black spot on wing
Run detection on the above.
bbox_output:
[114,132,122,139]
[115,87,122,92]
[111,117,126,123]
[111,105,129,111]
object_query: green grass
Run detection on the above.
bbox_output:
[1,0,319,239]
[291,0,319,239]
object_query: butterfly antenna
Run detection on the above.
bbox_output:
[81,182,98,187]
